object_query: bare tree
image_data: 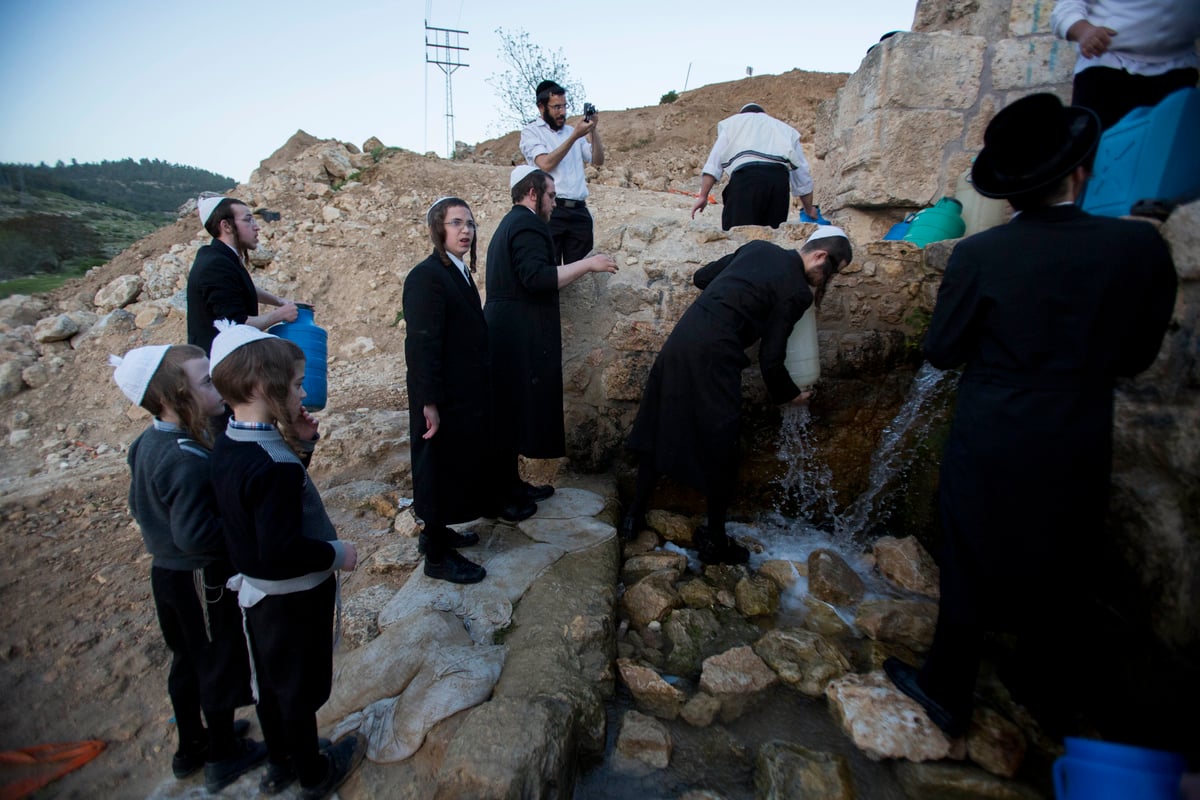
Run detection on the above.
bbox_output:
[486,27,587,133]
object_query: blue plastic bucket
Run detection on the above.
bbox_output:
[1054,756,1183,799]
[271,303,328,411]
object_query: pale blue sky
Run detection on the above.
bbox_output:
[0,0,917,183]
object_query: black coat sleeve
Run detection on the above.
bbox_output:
[403,264,449,407]
[694,250,736,289]
[924,244,984,369]
[1115,227,1178,376]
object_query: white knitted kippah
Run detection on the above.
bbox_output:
[109,345,171,405]
[804,225,848,244]
[198,195,225,226]
[509,164,538,189]
[209,320,276,374]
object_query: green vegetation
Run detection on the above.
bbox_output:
[659,90,679,104]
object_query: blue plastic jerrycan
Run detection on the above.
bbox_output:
[271,303,328,411]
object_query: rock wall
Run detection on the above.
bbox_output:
[814,0,1077,242]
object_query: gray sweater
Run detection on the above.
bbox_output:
[127,420,224,570]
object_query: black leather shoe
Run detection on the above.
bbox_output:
[425,549,487,584]
[498,499,537,522]
[299,735,365,800]
[259,738,332,795]
[172,719,253,778]
[204,737,268,794]
[522,481,555,502]
[694,525,749,565]
[417,528,480,554]
[883,657,966,737]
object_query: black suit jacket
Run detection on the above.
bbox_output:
[403,251,491,527]
[186,240,258,355]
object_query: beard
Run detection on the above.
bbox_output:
[541,105,564,132]
[537,192,554,222]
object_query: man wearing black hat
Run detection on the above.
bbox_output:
[883,93,1178,737]
[691,103,819,230]
[519,80,604,265]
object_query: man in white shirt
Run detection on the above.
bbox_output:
[519,80,604,265]
[1052,0,1200,129]
[691,103,819,231]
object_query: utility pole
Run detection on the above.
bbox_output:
[425,22,469,159]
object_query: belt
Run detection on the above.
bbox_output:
[555,198,586,208]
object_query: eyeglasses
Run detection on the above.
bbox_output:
[445,218,476,230]
[547,103,567,112]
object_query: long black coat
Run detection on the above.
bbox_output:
[627,240,812,493]
[483,206,565,459]
[926,204,1177,625]
[403,252,491,528]
[186,240,258,356]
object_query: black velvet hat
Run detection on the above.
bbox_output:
[971,93,1101,199]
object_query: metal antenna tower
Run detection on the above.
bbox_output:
[425,22,469,158]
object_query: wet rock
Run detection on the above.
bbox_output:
[616,658,685,719]
[858,639,919,672]
[966,707,1025,779]
[677,577,718,608]
[825,671,956,761]
[341,584,396,648]
[702,563,750,592]
[33,314,79,343]
[734,574,779,617]
[855,598,938,651]
[94,274,142,310]
[680,691,721,727]
[873,535,940,598]
[754,628,852,697]
[621,570,682,628]
[893,760,1044,799]
[663,607,759,678]
[698,645,779,722]
[622,528,660,556]
[646,509,694,545]
[615,710,672,772]
[755,740,854,800]
[802,596,854,638]
[808,549,866,606]
[621,551,688,586]
[759,558,805,590]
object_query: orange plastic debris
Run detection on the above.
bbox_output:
[0,740,106,800]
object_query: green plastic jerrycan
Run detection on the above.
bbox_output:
[902,197,966,247]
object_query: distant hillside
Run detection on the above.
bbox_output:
[0,158,235,215]
[0,158,236,294]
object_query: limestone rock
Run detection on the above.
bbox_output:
[616,658,685,720]
[93,274,142,310]
[0,361,26,399]
[755,740,855,800]
[621,570,681,629]
[734,574,779,617]
[615,710,671,771]
[825,670,955,761]
[340,584,397,648]
[33,314,79,343]
[1164,200,1200,281]
[133,306,165,329]
[646,508,694,545]
[365,540,421,574]
[966,706,1025,779]
[663,607,759,679]
[698,645,779,722]
[754,628,851,697]
[0,294,48,330]
[802,596,853,638]
[807,549,866,606]
[894,760,1044,799]
[339,336,376,358]
[320,146,355,180]
[855,598,939,651]
[621,551,688,586]
[759,558,805,590]
[680,692,721,727]
[677,578,718,609]
[873,535,940,598]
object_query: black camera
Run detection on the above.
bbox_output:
[583,103,596,122]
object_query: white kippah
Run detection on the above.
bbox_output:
[198,195,225,226]
[109,345,171,405]
[209,320,276,374]
[509,164,538,189]
[804,225,849,245]
[426,196,457,225]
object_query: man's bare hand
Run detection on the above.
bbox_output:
[1068,20,1117,58]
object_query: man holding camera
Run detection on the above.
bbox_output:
[520,80,605,265]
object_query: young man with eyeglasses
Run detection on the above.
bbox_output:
[187,196,299,356]
[519,80,604,265]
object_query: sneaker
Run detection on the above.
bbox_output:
[424,549,487,584]
[172,719,252,778]
[203,737,268,794]
[299,735,365,800]
[695,525,749,565]
[417,528,480,554]
[259,739,332,796]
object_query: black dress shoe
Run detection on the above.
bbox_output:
[521,481,555,502]
[204,737,268,794]
[883,657,966,737]
[172,719,253,778]
[417,528,480,554]
[425,549,487,584]
[498,499,537,522]
[694,525,749,565]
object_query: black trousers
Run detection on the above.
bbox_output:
[548,203,594,265]
[1072,65,1199,130]
[151,562,252,752]
[721,163,790,230]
